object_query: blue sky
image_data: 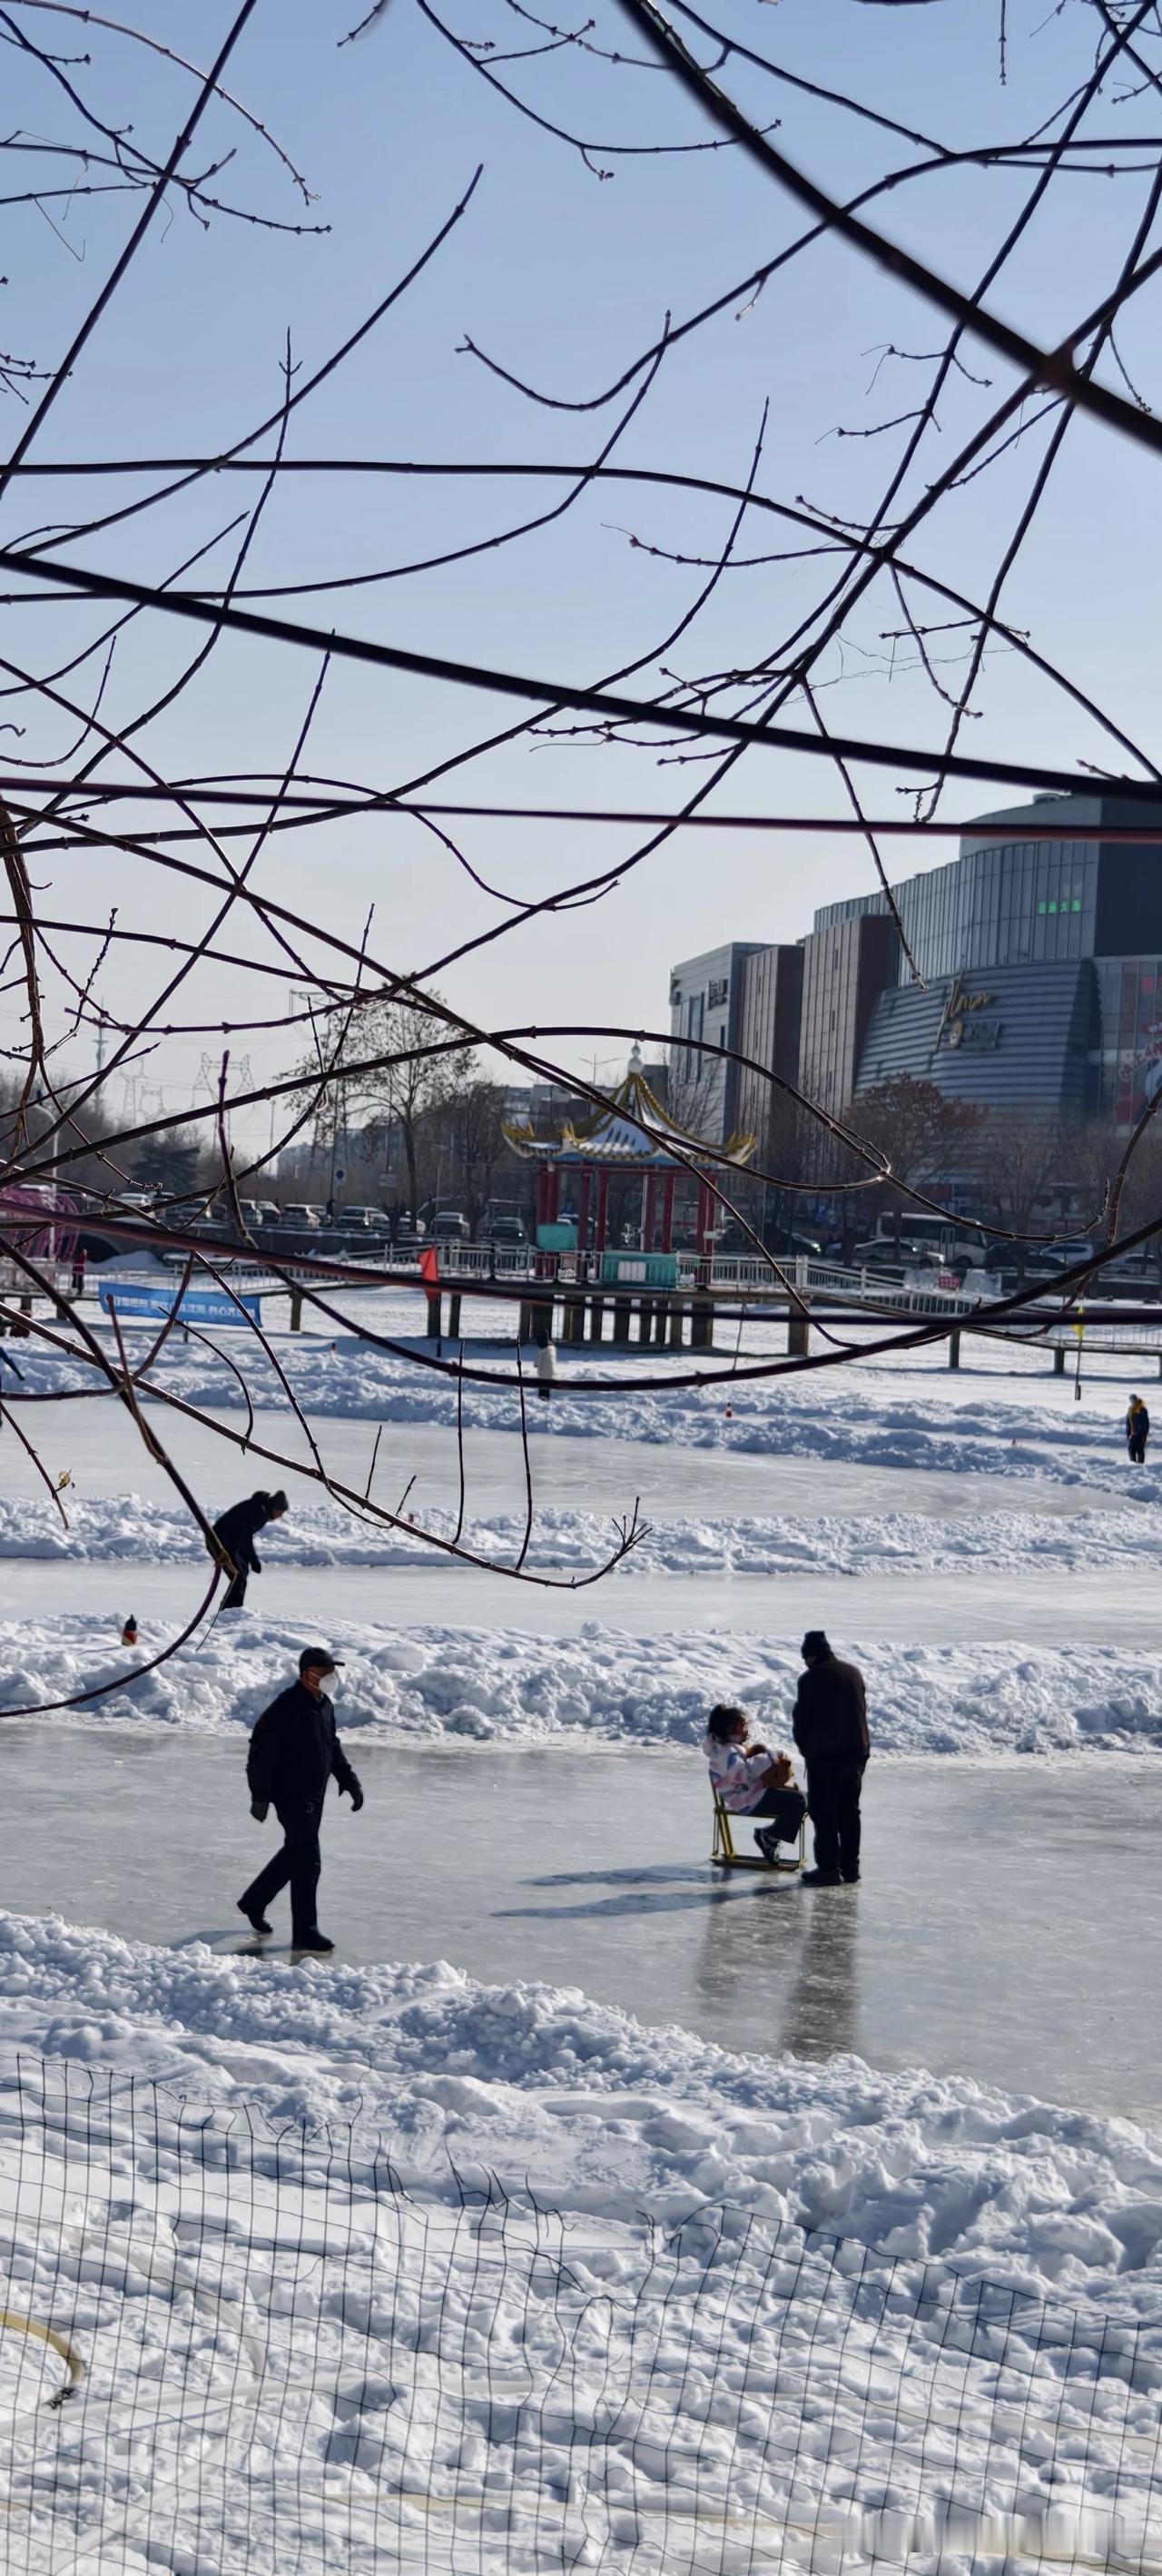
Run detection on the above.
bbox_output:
[3,0,1161,1151]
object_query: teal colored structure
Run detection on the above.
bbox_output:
[599,1251,679,1289]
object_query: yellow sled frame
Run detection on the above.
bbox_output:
[712,1791,804,1872]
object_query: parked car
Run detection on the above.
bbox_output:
[281,1203,322,1229]
[432,1209,470,1242]
[764,1229,823,1262]
[1025,1238,1094,1279]
[340,1206,389,1231]
[484,1216,527,1248]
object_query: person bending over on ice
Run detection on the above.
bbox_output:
[704,1704,803,1860]
[212,1488,288,1610]
[1127,1395,1150,1466]
[238,1646,363,1955]
[793,1631,869,1887]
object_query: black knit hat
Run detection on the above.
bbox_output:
[801,1630,832,1661]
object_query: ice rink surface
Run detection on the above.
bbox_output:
[0,1724,1156,2128]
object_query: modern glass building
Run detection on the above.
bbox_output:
[814,792,1162,1121]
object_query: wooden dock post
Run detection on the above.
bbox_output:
[691,1296,714,1351]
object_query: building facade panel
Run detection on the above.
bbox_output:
[798,915,895,1119]
[668,943,763,1141]
[855,961,1098,1116]
[736,943,803,1143]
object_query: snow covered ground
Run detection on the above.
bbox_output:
[1,1317,1160,2568]
[2,1610,1160,1755]
[0,1925,1159,2572]
[4,1485,1162,1584]
[12,1307,1162,1499]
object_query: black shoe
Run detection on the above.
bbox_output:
[842,1870,861,1883]
[238,1900,272,1935]
[293,1930,335,1954]
[753,1826,779,1860]
[800,1869,842,1887]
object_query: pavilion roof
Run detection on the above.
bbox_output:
[502,1067,756,1170]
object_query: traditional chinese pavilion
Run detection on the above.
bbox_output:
[503,1051,756,1255]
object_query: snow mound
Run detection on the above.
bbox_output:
[1,1911,1161,2320]
[11,1331,1157,1498]
[3,2030,1160,2574]
[6,1484,1162,1576]
[2,1613,1161,1755]
[7,1489,1162,1579]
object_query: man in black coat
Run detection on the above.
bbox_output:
[238,1646,363,1953]
[212,1489,288,1610]
[792,1630,869,1888]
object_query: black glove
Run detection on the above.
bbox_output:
[344,1780,364,1813]
[251,1554,261,1574]
[250,1798,269,1823]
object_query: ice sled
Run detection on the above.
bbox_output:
[711,1790,804,1872]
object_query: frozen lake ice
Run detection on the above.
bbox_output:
[0,1394,1124,1523]
[1,1725,1157,2128]
[1,1551,1157,1643]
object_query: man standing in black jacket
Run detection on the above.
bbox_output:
[212,1489,288,1611]
[792,1630,869,1888]
[238,1646,363,1953]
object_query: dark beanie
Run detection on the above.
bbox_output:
[802,1630,832,1661]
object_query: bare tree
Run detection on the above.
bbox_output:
[978,1112,1067,1275]
[294,995,474,1221]
[855,1078,984,1256]
[3,0,1162,1705]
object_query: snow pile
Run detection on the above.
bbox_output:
[10,1329,1157,1497]
[3,1613,1161,1755]
[8,1488,1162,1579]
[3,2033,1158,2574]
[2,1911,1161,2311]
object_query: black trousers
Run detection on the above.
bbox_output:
[806,1763,864,1880]
[222,1568,249,1609]
[241,1797,324,1942]
[1129,1436,1147,1465]
[744,1784,807,1841]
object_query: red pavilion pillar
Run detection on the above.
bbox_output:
[661,1170,676,1252]
[643,1172,657,1253]
[596,1167,609,1252]
[536,1164,548,1229]
[577,1167,591,1252]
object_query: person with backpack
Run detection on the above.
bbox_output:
[1127,1395,1150,1466]
[703,1704,806,1861]
[792,1632,870,1887]
[212,1489,288,1609]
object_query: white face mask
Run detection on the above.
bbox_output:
[324,1671,341,1697]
